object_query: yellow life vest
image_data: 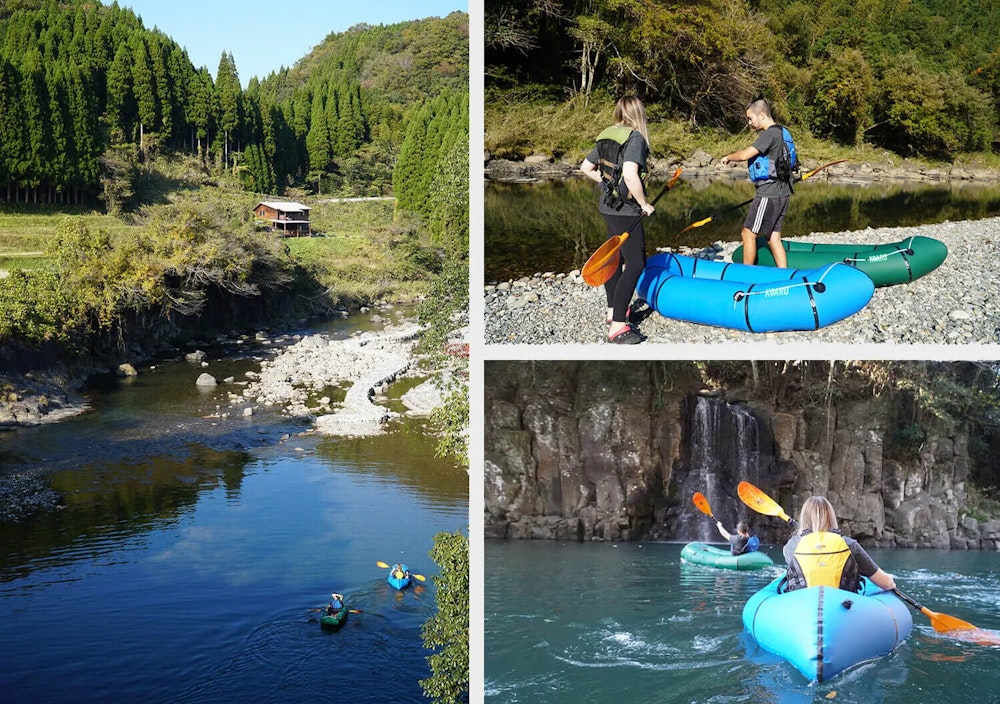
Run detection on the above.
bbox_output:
[785,530,860,592]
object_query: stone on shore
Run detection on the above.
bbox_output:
[195,373,218,387]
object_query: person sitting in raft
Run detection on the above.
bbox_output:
[392,564,409,580]
[782,496,896,593]
[716,520,760,555]
[327,593,344,613]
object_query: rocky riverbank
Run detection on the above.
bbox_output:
[484,215,1000,346]
[485,150,1000,185]
[0,471,65,523]
[0,372,89,430]
[239,321,452,437]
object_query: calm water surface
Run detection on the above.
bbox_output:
[485,541,1000,704]
[485,178,1000,281]
[0,321,467,703]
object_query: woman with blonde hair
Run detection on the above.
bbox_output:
[580,95,654,344]
[782,495,896,593]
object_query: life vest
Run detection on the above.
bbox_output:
[748,124,797,187]
[595,125,644,210]
[784,530,861,592]
[733,534,759,555]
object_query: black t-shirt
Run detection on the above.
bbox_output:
[587,129,649,216]
[729,534,750,556]
[750,125,793,198]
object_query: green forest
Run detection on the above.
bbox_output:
[486,0,1000,161]
[0,0,470,393]
[0,0,469,204]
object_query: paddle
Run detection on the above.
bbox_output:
[581,167,683,286]
[737,480,986,638]
[736,481,798,528]
[692,492,719,522]
[376,560,427,582]
[677,159,850,237]
[889,590,978,634]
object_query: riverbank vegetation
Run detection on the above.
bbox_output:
[0,0,469,461]
[421,530,470,702]
[485,0,1000,167]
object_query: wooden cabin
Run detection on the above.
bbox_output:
[253,201,312,236]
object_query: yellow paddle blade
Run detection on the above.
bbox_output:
[692,492,713,517]
[677,216,712,237]
[581,232,629,286]
[737,481,794,524]
[412,574,427,582]
[800,159,849,182]
[376,561,390,569]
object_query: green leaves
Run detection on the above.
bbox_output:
[420,531,469,703]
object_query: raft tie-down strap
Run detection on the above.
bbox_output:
[816,587,826,682]
[842,236,917,280]
[732,263,837,306]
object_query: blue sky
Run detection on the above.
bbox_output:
[111,0,469,86]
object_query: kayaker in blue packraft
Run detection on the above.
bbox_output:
[782,496,896,593]
[716,520,761,555]
[719,98,797,268]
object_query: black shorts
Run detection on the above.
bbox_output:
[744,194,789,236]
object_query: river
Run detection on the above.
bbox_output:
[0,316,468,703]
[485,178,1000,282]
[485,540,1000,704]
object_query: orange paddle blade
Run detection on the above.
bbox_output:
[893,588,985,638]
[737,481,795,524]
[581,232,628,286]
[666,167,683,189]
[920,605,979,634]
[692,492,714,517]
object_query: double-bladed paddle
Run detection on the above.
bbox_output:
[376,560,427,581]
[692,492,719,522]
[676,159,850,237]
[736,480,988,638]
[736,481,798,528]
[581,167,684,286]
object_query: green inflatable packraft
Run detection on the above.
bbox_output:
[733,235,947,286]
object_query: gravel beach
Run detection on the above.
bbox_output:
[484,216,1000,348]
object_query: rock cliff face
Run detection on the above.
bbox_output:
[485,361,1000,550]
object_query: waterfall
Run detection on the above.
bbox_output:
[675,396,761,541]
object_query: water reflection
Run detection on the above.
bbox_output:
[486,178,1000,280]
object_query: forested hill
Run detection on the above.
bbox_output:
[0,0,468,205]
[486,0,1000,159]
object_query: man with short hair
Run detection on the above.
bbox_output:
[717,520,757,556]
[720,99,794,268]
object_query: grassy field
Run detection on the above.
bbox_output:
[0,185,431,307]
[0,208,141,271]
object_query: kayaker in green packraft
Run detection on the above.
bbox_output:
[782,496,896,593]
[719,98,797,268]
[716,519,760,555]
[327,592,345,613]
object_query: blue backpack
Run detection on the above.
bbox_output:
[746,535,760,552]
[748,125,797,187]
